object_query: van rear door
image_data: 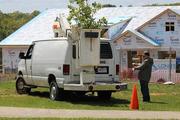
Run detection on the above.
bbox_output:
[95,42,115,82]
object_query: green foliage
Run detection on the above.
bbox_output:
[102,4,116,8]
[0,10,40,41]
[144,2,180,6]
[67,0,107,29]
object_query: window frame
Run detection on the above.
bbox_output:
[72,45,76,59]
[165,22,175,32]
[100,42,113,59]
[26,45,34,59]
[158,51,176,59]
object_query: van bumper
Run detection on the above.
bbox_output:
[63,82,127,91]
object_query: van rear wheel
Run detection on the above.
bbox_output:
[16,77,31,94]
[97,91,112,100]
[49,81,64,101]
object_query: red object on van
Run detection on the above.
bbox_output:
[63,64,70,75]
[53,24,58,29]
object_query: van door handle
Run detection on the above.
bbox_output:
[109,74,112,76]
[58,67,61,70]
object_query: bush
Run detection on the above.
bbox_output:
[120,68,137,80]
[67,0,107,29]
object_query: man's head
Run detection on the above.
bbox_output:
[143,51,150,59]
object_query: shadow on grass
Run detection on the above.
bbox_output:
[29,91,49,98]
[67,94,130,107]
[29,91,130,107]
[149,101,167,104]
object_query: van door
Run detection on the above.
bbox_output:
[71,43,81,84]
[24,45,34,85]
[95,42,115,82]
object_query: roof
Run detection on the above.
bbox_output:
[115,30,160,46]
[96,6,180,32]
[1,7,180,46]
[0,9,68,46]
[130,30,159,46]
[108,19,130,39]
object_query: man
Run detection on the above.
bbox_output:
[134,51,154,102]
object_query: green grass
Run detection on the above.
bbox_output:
[0,80,180,111]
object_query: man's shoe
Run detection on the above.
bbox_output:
[143,100,150,102]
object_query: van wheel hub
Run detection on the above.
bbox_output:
[17,81,24,89]
[50,85,56,99]
[49,81,64,101]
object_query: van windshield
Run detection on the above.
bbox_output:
[100,42,113,59]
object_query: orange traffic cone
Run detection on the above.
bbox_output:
[130,84,139,110]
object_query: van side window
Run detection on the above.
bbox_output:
[72,45,76,59]
[26,45,34,59]
[100,42,113,59]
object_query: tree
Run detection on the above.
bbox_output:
[128,5,133,7]
[0,10,40,41]
[102,4,116,7]
[31,10,40,17]
[67,0,107,29]
[144,2,180,6]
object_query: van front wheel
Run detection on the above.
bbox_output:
[16,77,31,94]
[49,81,64,101]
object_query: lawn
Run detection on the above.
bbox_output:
[0,80,180,111]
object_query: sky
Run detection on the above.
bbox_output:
[0,0,180,13]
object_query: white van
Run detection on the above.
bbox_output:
[16,38,127,100]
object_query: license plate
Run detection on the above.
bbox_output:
[98,68,107,73]
[95,66,109,74]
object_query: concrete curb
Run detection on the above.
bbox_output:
[0,107,180,119]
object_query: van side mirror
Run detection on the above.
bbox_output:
[19,52,25,59]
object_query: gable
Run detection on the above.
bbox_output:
[116,31,158,49]
[137,9,180,30]
[108,19,130,40]
[139,9,180,48]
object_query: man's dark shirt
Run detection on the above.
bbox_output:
[135,57,154,82]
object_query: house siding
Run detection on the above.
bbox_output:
[2,47,28,73]
[135,10,180,82]
[139,10,180,49]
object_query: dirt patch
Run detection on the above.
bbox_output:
[0,89,16,96]
[172,92,179,95]
[150,93,166,96]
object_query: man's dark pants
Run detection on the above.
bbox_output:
[140,80,150,102]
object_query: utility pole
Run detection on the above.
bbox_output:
[164,47,175,85]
